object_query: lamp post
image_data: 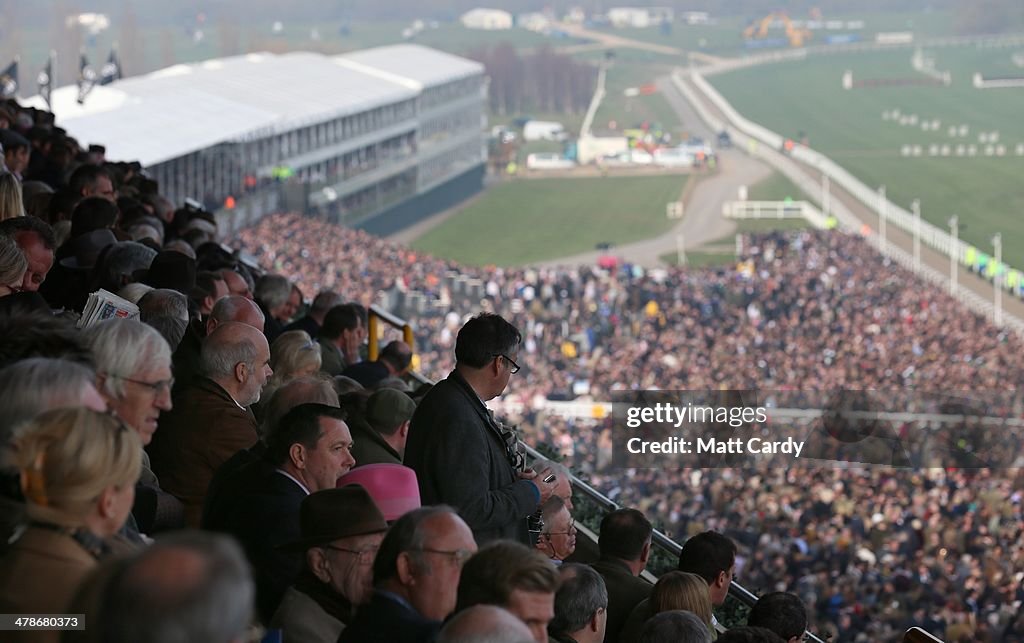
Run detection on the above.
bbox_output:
[912,199,921,270]
[993,233,1003,327]
[948,215,958,296]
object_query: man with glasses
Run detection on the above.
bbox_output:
[340,505,478,643]
[535,495,577,564]
[406,313,567,546]
[272,486,389,643]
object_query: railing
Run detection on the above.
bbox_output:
[905,627,945,643]
[675,68,1024,335]
[366,305,416,361]
[722,200,828,229]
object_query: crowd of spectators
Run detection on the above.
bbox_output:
[235,212,1024,642]
[0,88,1021,643]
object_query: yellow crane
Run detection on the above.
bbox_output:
[743,12,812,48]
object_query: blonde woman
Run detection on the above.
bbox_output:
[0,408,141,632]
[265,330,323,393]
[621,571,716,642]
[0,235,27,297]
[0,172,24,220]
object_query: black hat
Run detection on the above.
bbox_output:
[58,228,117,271]
[140,251,197,294]
[280,486,388,552]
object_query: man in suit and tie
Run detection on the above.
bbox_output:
[339,505,477,643]
[203,403,355,622]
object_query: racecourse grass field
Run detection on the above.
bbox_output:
[709,46,1024,265]
[411,175,687,266]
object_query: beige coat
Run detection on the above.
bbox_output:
[0,525,97,643]
[271,586,346,643]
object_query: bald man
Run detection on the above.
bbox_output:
[174,295,266,394]
[151,322,273,525]
[91,532,255,643]
[437,605,534,643]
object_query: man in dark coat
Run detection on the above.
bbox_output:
[404,313,566,545]
[171,295,265,395]
[589,509,654,643]
[149,322,272,526]
[338,506,477,643]
[203,403,355,623]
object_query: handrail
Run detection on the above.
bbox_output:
[904,626,945,643]
[518,442,826,643]
[383,313,825,641]
[367,304,416,362]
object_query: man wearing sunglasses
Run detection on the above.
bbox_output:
[405,313,568,546]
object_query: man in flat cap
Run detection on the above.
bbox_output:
[350,388,417,466]
[271,486,388,643]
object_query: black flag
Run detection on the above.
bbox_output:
[100,48,121,86]
[37,54,53,110]
[0,59,18,99]
[76,52,96,105]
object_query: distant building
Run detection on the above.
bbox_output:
[680,11,711,26]
[518,12,551,33]
[607,7,674,29]
[461,8,513,31]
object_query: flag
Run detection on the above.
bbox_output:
[99,48,121,86]
[76,52,96,104]
[0,59,18,99]
[37,54,53,110]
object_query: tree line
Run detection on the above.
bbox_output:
[466,43,596,117]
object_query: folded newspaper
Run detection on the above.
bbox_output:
[77,289,140,329]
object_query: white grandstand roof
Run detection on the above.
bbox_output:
[337,45,485,90]
[20,45,480,167]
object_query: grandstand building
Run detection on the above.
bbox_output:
[26,45,487,236]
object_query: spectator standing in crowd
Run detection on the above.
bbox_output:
[0,171,24,219]
[640,611,713,643]
[256,273,297,343]
[0,235,27,297]
[192,270,229,319]
[678,531,738,627]
[93,241,156,295]
[83,319,180,533]
[149,321,271,525]
[1,129,31,179]
[455,540,561,643]
[172,294,265,394]
[406,313,565,544]
[220,267,254,300]
[262,330,323,406]
[340,506,477,643]
[349,388,417,466]
[0,216,56,293]
[0,408,140,641]
[342,339,413,389]
[438,605,534,643]
[317,303,364,376]
[285,289,342,337]
[549,563,608,643]
[91,531,255,643]
[590,508,654,643]
[716,626,785,643]
[747,592,808,643]
[535,495,577,565]
[620,571,715,643]
[272,486,388,643]
[67,165,115,201]
[206,403,355,621]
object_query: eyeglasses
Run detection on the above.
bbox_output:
[494,353,521,374]
[116,375,175,395]
[546,519,577,536]
[416,547,474,567]
[323,544,379,565]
